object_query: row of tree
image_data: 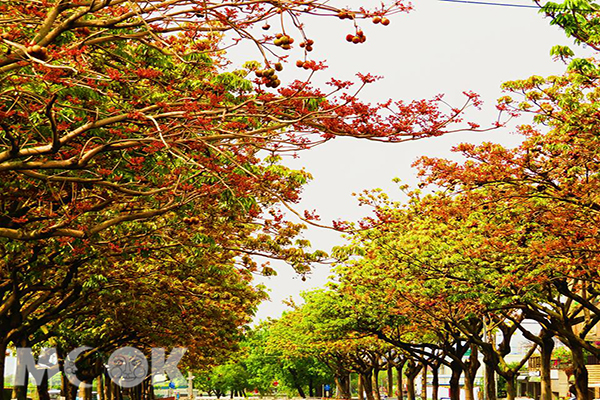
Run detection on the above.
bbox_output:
[194,325,332,399]
[2,0,599,400]
[238,3,600,400]
[0,0,484,400]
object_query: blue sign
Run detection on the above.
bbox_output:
[324,384,331,392]
[169,382,176,389]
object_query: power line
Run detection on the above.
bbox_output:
[439,0,600,11]
[439,0,539,8]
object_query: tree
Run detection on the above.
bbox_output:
[415,45,600,398]
[0,0,489,395]
[193,324,332,398]
[244,324,332,398]
[332,187,557,400]
[268,289,396,400]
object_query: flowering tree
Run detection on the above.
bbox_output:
[0,0,490,395]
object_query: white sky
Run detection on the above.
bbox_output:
[248,0,586,322]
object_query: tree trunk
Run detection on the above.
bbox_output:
[105,376,113,400]
[0,340,6,395]
[406,376,416,400]
[296,385,307,398]
[336,373,351,399]
[421,364,427,400]
[464,378,474,400]
[82,381,93,400]
[345,373,352,399]
[13,373,28,400]
[463,347,481,400]
[505,375,516,400]
[431,366,439,400]
[59,346,78,400]
[359,374,364,400]
[539,332,554,400]
[571,344,590,400]
[396,362,405,400]
[309,378,314,398]
[145,376,155,400]
[405,361,423,400]
[362,372,375,400]
[13,337,29,400]
[373,369,381,400]
[449,361,462,400]
[63,378,78,400]
[148,379,155,400]
[485,363,496,400]
[98,374,105,400]
[289,367,306,398]
[388,365,394,398]
[37,370,50,400]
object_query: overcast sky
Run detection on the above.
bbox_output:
[248,0,586,322]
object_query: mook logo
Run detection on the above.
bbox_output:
[15,347,186,388]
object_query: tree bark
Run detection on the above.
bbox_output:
[114,380,122,400]
[463,347,480,400]
[431,365,439,400]
[407,377,416,400]
[505,376,516,400]
[146,376,155,400]
[570,343,590,400]
[361,372,375,400]
[13,372,28,400]
[421,364,427,400]
[373,369,381,400]
[449,361,462,400]
[62,376,78,400]
[485,363,496,400]
[405,362,422,400]
[464,378,474,400]
[98,374,105,400]
[359,374,365,400]
[13,336,29,400]
[82,381,93,400]
[335,373,351,399]
[37,370,50,400]
[104,373,112,400]
[296,385,306,398]
[539,333,554,400]
[396,362,406,400]
[288,367,306,398]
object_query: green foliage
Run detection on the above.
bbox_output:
[194,324,332,398]
[553,346,572,366]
